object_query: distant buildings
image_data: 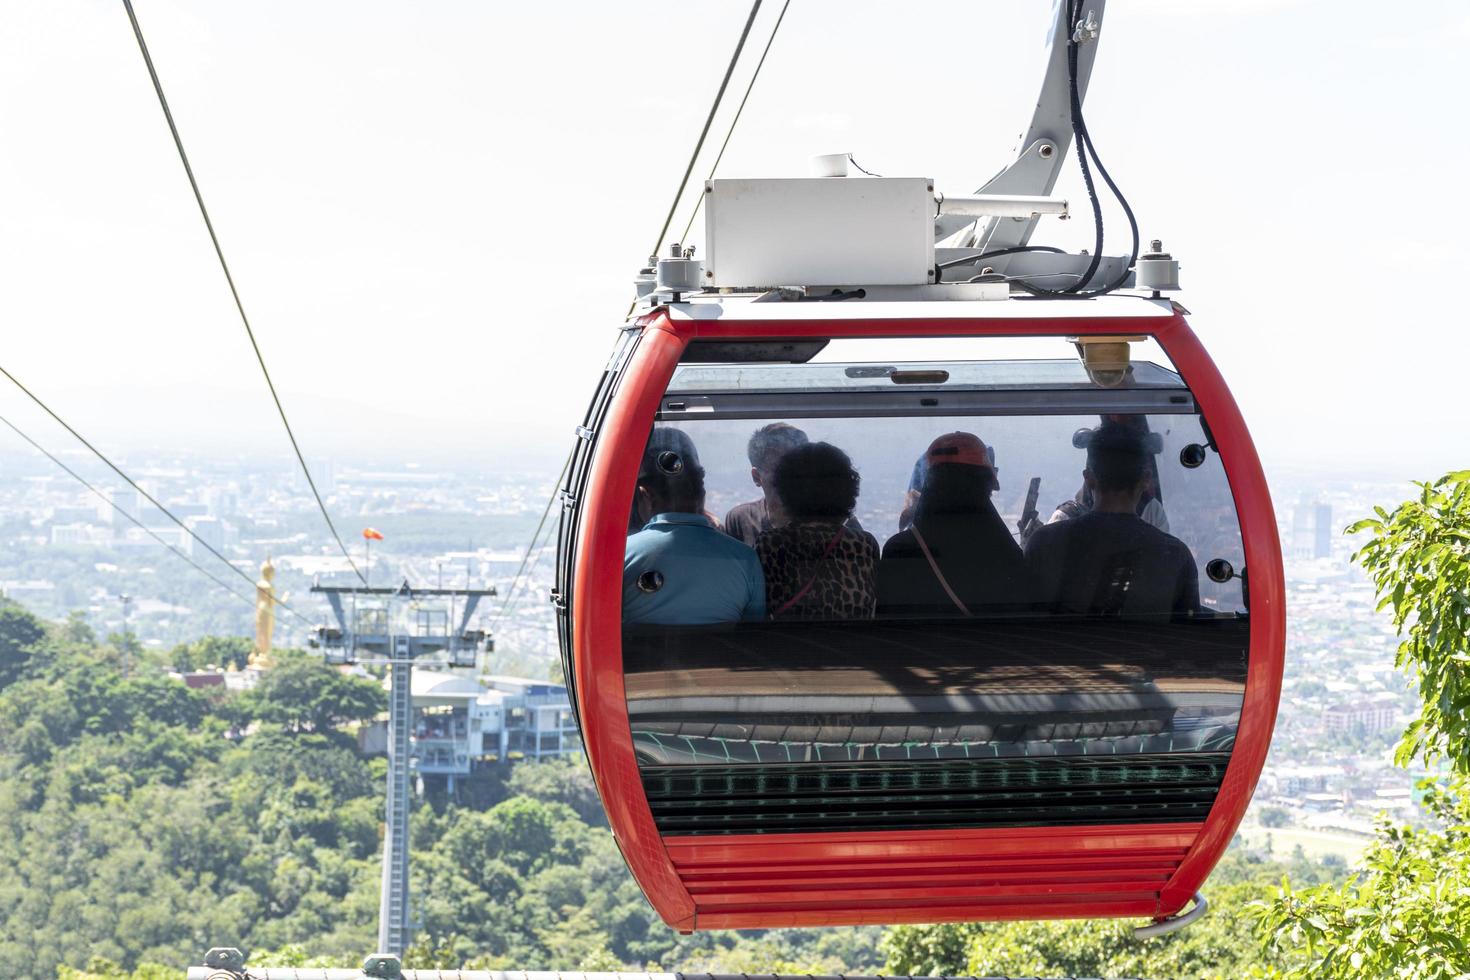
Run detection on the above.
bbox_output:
[1266,764,1345,796]
[50,523,112,546]
[1292,498,1334,559]
[0,578,57,603]
[358,670,580,792]
[185,515,238,555]
[1324,699,1397,734]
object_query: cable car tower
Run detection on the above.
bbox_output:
[310,581,496,956]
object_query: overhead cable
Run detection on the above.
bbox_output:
[677,0,794,245]
[647,0,764,261]
[489,453,571,628]
[0,362,302,619]
[0,410,310,625]
[539,4,768,627]
[118,0,366,584]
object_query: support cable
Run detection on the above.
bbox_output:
[677,0,793,245]
[0,362,304,620]
[0,410,311,625]
[495,508,562,627]
[489,454,571,628]
[647,0,763,260]
[118,0,366,584]
[560,4,771,627]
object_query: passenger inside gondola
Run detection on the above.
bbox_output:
[723,423,865,547]
[876,432,1035,617]
[755,441,880,619]
[1023,422,1199,616]
[1042,415,1170,534]
[623,440,766,626]
[627,426,719,534]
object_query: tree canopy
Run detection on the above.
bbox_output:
[232,650,386,733]
[0,599,46,687]
[1252,471,1470,978]
[13,462,1469,980]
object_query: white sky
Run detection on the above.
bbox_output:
[1,0,1466,480]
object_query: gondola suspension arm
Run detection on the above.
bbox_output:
[934,0,1107,250]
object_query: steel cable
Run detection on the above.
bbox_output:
[488,453,571,628]
[677,0,793,245]
[119,0,366,584]
[0,410,312,625]
[530,3,772,624]
[0,362,307,621]
[647,0,764,261]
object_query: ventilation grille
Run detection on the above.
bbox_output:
[643,753,1229,836]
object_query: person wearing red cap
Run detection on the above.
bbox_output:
[876,432,1035,617]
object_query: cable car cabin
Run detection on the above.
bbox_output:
[555,295,1283,931]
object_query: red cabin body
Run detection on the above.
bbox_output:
[555,296,1284,931]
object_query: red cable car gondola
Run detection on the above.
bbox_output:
[554,0,1282,937]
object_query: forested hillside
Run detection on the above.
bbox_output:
[0,602,887,978]
[0,597,1336,979]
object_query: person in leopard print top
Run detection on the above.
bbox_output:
[755,441,879,620]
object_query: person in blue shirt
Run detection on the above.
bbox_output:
[624,448,766,626]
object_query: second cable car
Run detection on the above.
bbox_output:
[554,0,1282,935]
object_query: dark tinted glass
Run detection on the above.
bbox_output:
[621,360,1247,835]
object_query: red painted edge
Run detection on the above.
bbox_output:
[662,821,1203,863]
[697,897,1163,930]
[573,312,696,929]
[572,307,1282,930]
[1150,315,1286,917]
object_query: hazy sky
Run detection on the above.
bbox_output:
[2,0,1466,480]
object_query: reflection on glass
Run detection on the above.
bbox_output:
[622,375,1249,835]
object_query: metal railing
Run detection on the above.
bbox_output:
[187,951,1143,980]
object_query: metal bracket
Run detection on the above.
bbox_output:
[1134,891,1209,939]
[935,0,1107,251]
[1073,5,1100,43]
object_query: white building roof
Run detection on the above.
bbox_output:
[407,670,483,700]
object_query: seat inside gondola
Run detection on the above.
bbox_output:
[619,340,1251,838]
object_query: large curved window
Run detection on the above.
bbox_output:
[621,353,1248,835]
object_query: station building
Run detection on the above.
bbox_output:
[359,671,580,790]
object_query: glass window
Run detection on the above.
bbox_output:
[621,352,1249,835]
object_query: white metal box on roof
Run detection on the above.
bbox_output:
[703,177,935,288]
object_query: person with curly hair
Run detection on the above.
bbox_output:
[755,441,880,620]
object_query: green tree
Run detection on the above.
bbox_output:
[882,870,1293,980]
[167,635,252,672]
[1259,806,1290,828]
[58,611,95,646]
[505,756,605,824]
[1255,471,1470,978]
[234,651,385,733]
[0,600,46,687]
[1351,472,1470,772]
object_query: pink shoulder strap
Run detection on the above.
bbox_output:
[911,525,972,617]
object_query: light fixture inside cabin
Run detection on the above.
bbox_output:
[1070,335,1144,387]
